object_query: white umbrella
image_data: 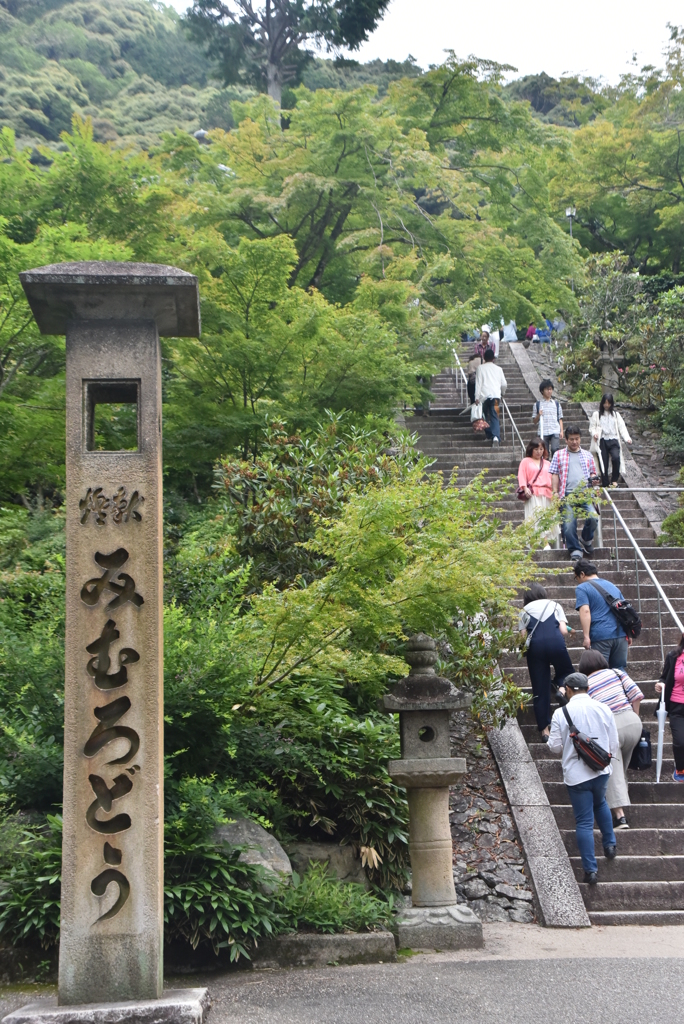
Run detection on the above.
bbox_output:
[656,693,668,783]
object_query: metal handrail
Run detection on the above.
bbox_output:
[601,485,684,644]
[601,487,684,783]
[500,396,526,460]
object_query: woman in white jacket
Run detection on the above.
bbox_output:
[589,394,632,488]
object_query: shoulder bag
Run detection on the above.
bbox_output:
[562,705,612,771]
[517,459,545,501]
[588,581,642,639]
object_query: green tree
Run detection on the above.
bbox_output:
[185,0,391,103]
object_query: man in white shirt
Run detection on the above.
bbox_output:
[548,672,619,883]
[474,349,507,446]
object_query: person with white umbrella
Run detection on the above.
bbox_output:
[655,634,684,783]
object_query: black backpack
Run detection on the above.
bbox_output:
[588,581,642,640]
[628,729,652,771]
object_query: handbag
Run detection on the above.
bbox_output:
[562,705,612,771]
[628,729,652,770]
[517,459,545,501]
[588,581,642,640]
[470,402,483,422]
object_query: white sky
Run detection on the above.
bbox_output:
[165,0,681,84]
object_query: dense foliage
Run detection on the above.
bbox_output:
[185,0,392,103]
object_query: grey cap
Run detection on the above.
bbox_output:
[564,672,589,691]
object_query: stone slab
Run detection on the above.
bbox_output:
[393,905,483,950]
[20,262,200,337]
[284,842,367,887]
[488,719,591,928]
[215,820,291,891]
[487,719,533,764]
[252,932,396,970]
[493,760,548,806]
[1,989,209,1024]
[388,757,466,788]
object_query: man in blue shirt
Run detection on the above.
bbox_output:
[573,559,630,669]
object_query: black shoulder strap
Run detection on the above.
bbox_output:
[588,580,614,606]
[562,705,576,732]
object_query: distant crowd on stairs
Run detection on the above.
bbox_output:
[412,331,684,925]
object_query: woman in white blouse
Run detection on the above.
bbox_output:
[589,394,632,488]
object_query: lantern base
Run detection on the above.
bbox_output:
[2,989,209,1024]
[394,905,483,951]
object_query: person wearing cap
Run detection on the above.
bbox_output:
[532,380,564,455]
[547,672,619,883]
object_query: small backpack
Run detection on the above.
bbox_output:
[628,729,652,771]
[588,581,642,640]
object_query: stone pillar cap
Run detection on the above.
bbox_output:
[19,261,200,337]
[382,633,470,712]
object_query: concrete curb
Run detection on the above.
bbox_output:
[488,719,591,928]
[508,342,666,536]
[251,932,397,970]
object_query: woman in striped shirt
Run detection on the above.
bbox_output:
[577,649,643,830]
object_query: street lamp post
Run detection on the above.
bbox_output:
[566,205,577,292]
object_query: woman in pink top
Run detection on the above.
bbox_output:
[655,634,684,782]
[517,437,558,548]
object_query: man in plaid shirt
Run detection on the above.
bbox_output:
[550,425,599,561]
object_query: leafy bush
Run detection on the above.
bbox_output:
[0,808,390,959]
[0,814,62,949]
[658,468,684,547]
[278,863,392,934]
[164,820,280,960]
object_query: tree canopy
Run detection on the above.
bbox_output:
[185,0,392,103]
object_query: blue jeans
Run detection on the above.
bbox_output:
[482,397,500,441]
[591,636,628,671]
[562,501,597,558]
[566,773,616,873]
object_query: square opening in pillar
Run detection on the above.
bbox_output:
[84,380,140,452]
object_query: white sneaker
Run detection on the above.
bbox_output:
[492,437,500,445]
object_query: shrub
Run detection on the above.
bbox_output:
[658,468,684,547]
[278,863,393,934]
[0,814,62,949]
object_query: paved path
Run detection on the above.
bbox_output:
[2,925,683,1024]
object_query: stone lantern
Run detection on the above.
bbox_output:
[385,635,483,949]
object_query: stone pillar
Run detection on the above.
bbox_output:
[384,635,483,949]
[18,263,199,1008]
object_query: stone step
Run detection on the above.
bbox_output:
[542,781,684,806]
[535,759,675,785]
[578,880,684,911]
[552,803,684,829]
[589,910,684,925]
[570,855,684,882]
[559,828,684,857]
[520,720,672,743]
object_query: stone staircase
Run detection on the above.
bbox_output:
[412,341,684,926]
